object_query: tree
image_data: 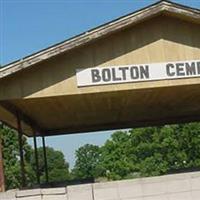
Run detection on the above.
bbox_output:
[0,125,35,189]
[129,124,200,176]
[72,144,100,179]
[98,131,134,180]
[0,124,70,189]
[128,126,170,177]
[30,147,70,183]
[73,123,200,181]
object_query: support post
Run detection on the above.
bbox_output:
[17,114,26,188]
[42,136,49,183]
[33,131,40,185]
[0,126,5,192]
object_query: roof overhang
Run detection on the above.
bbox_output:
[1,0,200,79]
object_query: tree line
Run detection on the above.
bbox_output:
[0,125,69,189]
[0,122,200,190]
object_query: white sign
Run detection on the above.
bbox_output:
[76,60,200,87]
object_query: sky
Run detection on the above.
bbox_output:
[0,0,200,168]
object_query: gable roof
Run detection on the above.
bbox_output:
[1,0,200,79]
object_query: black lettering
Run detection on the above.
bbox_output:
[166,63,175,76]
[91,69,101,83]
[130,66,139,79]
[140,65,149,79]
[102,68,111,82]
[197,62,200,74]
[185,62,196,75]
[119,67,129,80]
[112,68,121,81]
[176,63,185,76]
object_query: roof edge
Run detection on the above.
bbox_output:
[1,0,200,79]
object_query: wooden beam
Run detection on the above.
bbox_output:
[33,130,40,185]
[44,114,200,136]
[0,101,43,136]
[17,113,26,188]
[42,136,49,184]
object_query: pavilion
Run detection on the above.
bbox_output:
[0,0,199,190]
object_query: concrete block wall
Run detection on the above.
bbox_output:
[0,171,200,200]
